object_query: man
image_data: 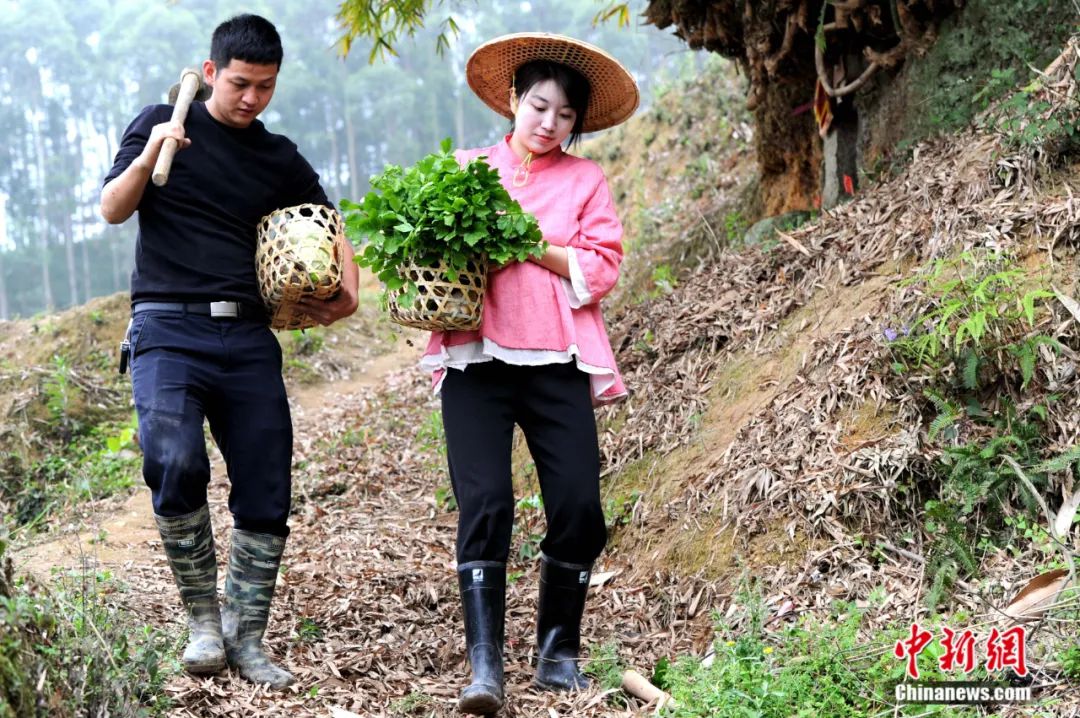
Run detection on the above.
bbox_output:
[101,14,358,689]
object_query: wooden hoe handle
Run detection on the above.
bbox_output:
[152,69,201,187]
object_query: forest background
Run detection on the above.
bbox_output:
[0,0,685,320]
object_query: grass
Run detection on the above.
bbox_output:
[4,416,141,530]
[0,546,176,717]
[388,690,433,714]
[653,593,986,718]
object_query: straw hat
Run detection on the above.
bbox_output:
[466,32,639,133]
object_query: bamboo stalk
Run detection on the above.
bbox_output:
[621,669,675,711]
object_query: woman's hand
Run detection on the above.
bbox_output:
[527,244,570,279]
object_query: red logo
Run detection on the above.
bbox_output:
[986,626,1028,676]
[894,623,1028,679]
[894,623,934,679]
[939,627,978,674]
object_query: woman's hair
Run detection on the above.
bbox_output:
[512,60,591,147]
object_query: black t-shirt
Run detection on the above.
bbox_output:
[104,102,330,305]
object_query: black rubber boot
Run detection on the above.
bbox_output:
[534,554,591,692]
[457,561,506,715]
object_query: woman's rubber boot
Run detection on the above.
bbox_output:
[155,505,226,674]
[220,529,294,689]
[457,561,506,715]
[534,554,591,692]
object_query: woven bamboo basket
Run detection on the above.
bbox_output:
[255,204,346,331]
[388,256,488,331]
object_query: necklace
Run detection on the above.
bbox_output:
[512,151,535,187]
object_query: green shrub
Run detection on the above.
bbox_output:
[1061,646,1080,681]
[0,543,174,716]
[584,640,627,693]
[885,250,1057,391]
[657,592,971,717]
[883,249,1069,607]
[905,0,1077,139]
[2,414,140,538]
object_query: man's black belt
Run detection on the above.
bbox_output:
[132,301,266,319]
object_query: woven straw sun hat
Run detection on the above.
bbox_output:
[466,32,640,133]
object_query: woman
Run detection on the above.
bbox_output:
[421,33,638,713]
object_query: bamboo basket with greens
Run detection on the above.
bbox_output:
[341,138,545,331]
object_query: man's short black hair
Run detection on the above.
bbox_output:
[210,14,283,70]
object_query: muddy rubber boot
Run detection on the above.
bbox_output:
[534,554,591,692]
[155,505,226,674]
[457,561,506,715]
[220,529,294,689]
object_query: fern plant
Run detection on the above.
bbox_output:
[938,403,1045,515]
[1035,444,1080,475]
[923,500,980,611]
[922,400,1051,609]
[924,388,962,441]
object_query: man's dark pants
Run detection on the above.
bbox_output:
[128,310,292,537]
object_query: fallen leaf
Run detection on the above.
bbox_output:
[1003,569,1070,623]
[1054,490,1080,542]
[1053,286,1080,325]
[329,708,363,718]
[765,598,796,626]
[776,230,811,256]
[589,570,619,588]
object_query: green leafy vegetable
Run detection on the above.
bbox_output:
[340,137,546,305]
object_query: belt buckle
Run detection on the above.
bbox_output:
[209,301,239,318]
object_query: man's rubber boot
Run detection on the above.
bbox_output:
[534,554,591,692]
[457,561,506,715]
[155,505,226,674]
[221,529,294,689]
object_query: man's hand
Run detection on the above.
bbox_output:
[141,121,191,167]
[100,120,191,224]
[296,240,360,326]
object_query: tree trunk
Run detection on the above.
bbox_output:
[32,94,54,312]
[79,232,91,303]
[344,94,360,201]
[430,91,440,152]
[74,136,92,303]
[66,121,89,306]
[0,249,8,320]
[454,85,466,149]
[104,112,125,294]
[62,219,77,308]
[323,101,341,201]
[0,191,7,318]
[110,228,123,293]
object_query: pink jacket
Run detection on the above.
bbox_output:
[421,135,626,403]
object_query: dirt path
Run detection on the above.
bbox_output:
[12,322,685,718]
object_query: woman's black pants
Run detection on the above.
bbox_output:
[441,360,607,566]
